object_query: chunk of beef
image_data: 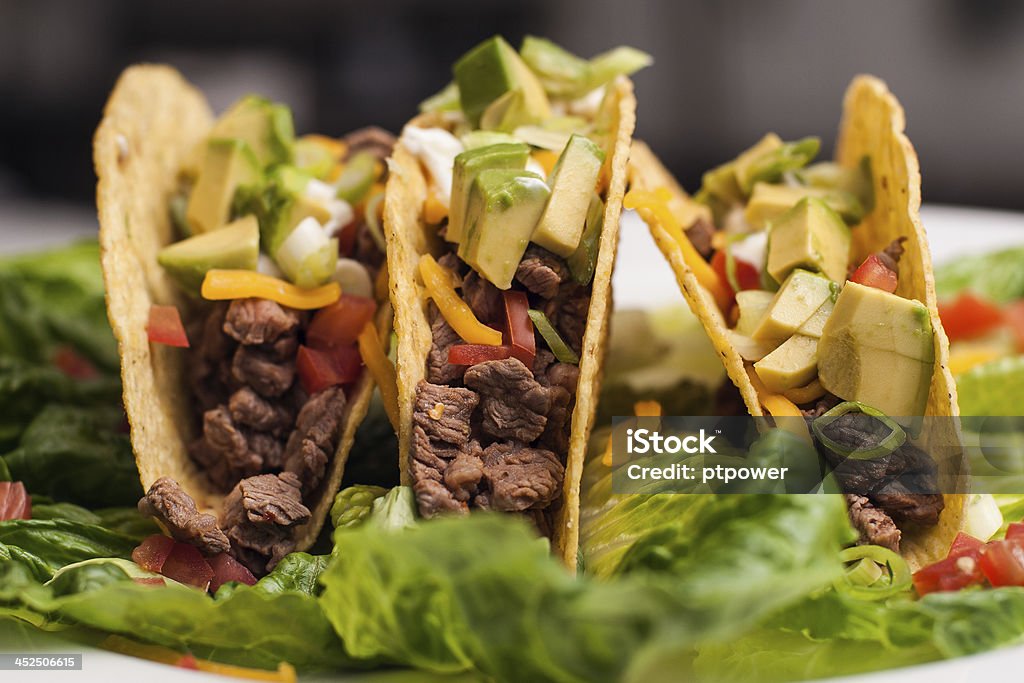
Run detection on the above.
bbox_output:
[137,477,229,555]
[228,387,293,435]
[236,472,310,527]
[232,346,295,397]
[686,217,716,261]
[426,303,465,385]
[516,246,569,299]
[413,381,478,445]
[546,362,580,396]
[411,425,448,483]
[462,269,502,323]
[873,492,944,527]
[283,386,347,492]
[220,514,296,573]
[190,304,236,410]
[800,392,842,418]
[343,126,396,164]
[542,282,590,354]
[879,237,908,270]
[223,298,300,346]
[539,384,572,453]
[248,431,285,470]
[846,494,901,552]
[464,358,550,442]
[445,452,484,502]
[413,479,468,517]
[532,349,556,384]
[437,252,463,274]
[190,406,263,489]
[481,442,564,512]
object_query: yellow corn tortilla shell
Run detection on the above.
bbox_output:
[95,64,391,552]
[628,75,964,569]
[384,77,637,570]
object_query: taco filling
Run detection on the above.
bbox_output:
[137,96,393,574]
[397,36,647,531]
[629,134,943,553]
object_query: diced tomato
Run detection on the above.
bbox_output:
[208,553,257,592]
[913,553,986,595]
[132,577,166,587]
[938,292,1005,342]
[711,250,760,300]
[850,253,898,293]
[947,531,984,559]
[1006,522,1024,542]
[1004,301,1024,352]
[0,481,31,521]
[160,542,214,591]
[52,345,98,379]
[448,344,513,365]
[131,534,176,573]
[502,291,536,367]
[175,654,199,670]
[296,344,363,395]
[307,294,377,349]
[978,539,1024,587]
[336,220,358,258]
[147,305,190,348]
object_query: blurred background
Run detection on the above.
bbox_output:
[1,0,1023,234]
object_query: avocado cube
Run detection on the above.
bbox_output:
[459,169,550,289]
[252,166,333,255]
[530,134,605,258]
[753,269,837,341]
[732,133,782,195]
[766,197,851,284]
[211,95,295,167]
[454,36,551,128]
[448,143,530,244]
[745,182,865,229]
[754,334,819,393]
[734,290,776,337]
[818,281,934,417]
[158,214,260,295]
[186,138,261,234]
[566,193,605,285]
[797,297,835,338]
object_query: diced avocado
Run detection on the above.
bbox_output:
[766,197,851,283]
[236,166,332,255]
[567,193,604,285]
[186,138,261,234]
[736,136,820,195]
[753,269,838,341]
[818,281,934,417]
[532,134,605,257]
[799,155,874,214]
[334,151,379,205]
[454,36,551,129]
[448,143,530,244]
[797,297,835,338]
[734,290,776,336]
[696,162,742,208]
[461,131,519,150]
[745,182,865,229]
[211,95,294,167]
[459,169,550,289]
[754,334,819,393]
[158,215,259,295]
[732,133,782,195]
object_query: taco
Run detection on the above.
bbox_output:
[95,65,396,577]
[626,75,964,569]
[384,36,646,567]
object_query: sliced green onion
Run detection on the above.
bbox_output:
[567,193,604,285]
[335,152,377,205]
[273,216,337,288]
[363,192,387,253]
[527,309,579,364]
[812,401,906,460]
[833,545,912,600]
[419,81,461,114]
[723,239,741,293]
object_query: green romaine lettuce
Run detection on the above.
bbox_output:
[934,246,1024,303]
[0,519,138,575]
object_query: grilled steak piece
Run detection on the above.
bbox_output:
[873,491,945,527]
[138,477,230,555]
[846,494,901,552]
[426,303,465,385]
[231,346,296,398]
[413,381,479,445]
[235,472,310,527]
[223,298,300,346]
[343,126,396,164]
[516,246,569,299]
[445,451,485,503]
[685,217,716,261]
[542,282,590,354]
[413,478,467,516]
[462,269,502,323]
[229,387,293,435]
[192,406,263,488]
[481,442,564,512]
[464,358,550,443]
[283,386,347,493]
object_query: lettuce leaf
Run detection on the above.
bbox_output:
[0,554,356,672]
[934,246,1024,303]
[0,519,138,575]
[957,355,1024,416]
